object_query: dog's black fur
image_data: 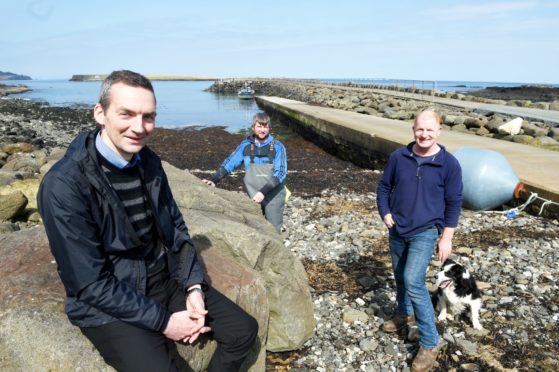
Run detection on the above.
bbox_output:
[432,259,483,330]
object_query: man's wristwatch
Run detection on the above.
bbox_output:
[186,287,205,300]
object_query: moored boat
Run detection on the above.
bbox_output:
[238,83,255,99]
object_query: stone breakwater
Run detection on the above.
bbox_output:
[208,80,559,151]
[281,191,559,371]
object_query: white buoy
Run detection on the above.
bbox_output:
[454,147,524,211]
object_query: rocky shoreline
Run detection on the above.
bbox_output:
[280,192,559,371]
[209,79,559,152]
[1,97,558,371]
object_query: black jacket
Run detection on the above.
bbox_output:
[38,130,204,331]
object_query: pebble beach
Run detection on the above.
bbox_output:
[1,87,558,371]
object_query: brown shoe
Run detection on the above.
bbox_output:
[382,314,416,333]
[411,341,447,372]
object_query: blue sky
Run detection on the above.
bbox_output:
[1,0,558,83]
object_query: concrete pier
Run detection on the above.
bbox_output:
[257,96,559,218]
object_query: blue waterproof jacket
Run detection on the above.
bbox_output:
[376,142,463,237]
[210,134,287,194]
[38,130,204,331]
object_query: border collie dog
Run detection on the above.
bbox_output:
[433,259,483,330]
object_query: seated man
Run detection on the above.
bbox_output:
[38,70,258,372]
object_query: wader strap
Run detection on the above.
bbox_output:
[250,140,276,164]
[269,140,275,163]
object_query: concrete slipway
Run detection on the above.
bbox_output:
[256,96,559,218]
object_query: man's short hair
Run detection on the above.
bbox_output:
[98,70,155,109]
[414,109,441,126]
[252,112,271,127]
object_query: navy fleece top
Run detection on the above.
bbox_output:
[376,142,463,237]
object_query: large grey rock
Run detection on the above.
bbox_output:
[486,117,505,133]
[0,190,28,221]
[32,149,48,166]
[0,170,24,186]
[534,136,559,146]
[0,226,268,372]
[451,124,469,133]
[530,102,550,110]
[0,222,19,234]
[0,178,41,211]
[522,121,549,137]
[511,134,535,145]
[164,163,315,351]
[442,114,457,125]
[3,153,41,175]
[453,116,468,126]
[464,117,484,129]
[0,142,33,155]
[355,106,378,116]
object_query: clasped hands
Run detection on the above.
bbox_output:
[163,290,211,343]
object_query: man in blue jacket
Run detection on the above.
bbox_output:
[376,110,462,372]
[38,70,257,372]
[203,112,287,232]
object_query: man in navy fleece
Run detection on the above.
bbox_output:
[376,109,462,372]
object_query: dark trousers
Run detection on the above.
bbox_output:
[80,270,258,372]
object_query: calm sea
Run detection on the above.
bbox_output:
[5,78,557,132]
[1,80,260,132]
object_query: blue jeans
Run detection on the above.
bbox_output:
[389,226,439,349]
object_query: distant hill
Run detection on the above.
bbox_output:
[0,71,32,80]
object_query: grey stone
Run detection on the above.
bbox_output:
[549,100,559,111]
[522,121,549,137]
[3,153,41,175]
[0,170,24,186]
[464,117,483,129]
[530,102,550,110]
[342,308,370,323]
[456,338,478,354]
[0,190,28,221]
[486,117,505,133]
[511,134,535,145]
[443,114,456,125]
[359,338,379,352]
[453,116,467,125]
[451,124,469,133]
[534,136,559,146]
[0,222,20,234]
[0,142,33,155]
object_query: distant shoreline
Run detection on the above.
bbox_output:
[0,83,30,96]
[69,74,219,81]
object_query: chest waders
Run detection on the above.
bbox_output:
[243,141,286,232]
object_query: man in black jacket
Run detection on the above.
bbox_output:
[38,70,257,372]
